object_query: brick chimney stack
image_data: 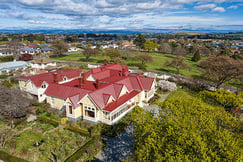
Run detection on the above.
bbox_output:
[104,59,107,66]
[122,67,125,76]
[53,73,58,83]
[78,77,84,88]
[41,59,44,63]
[96,79,100,89]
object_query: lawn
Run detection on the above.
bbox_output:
[15,129,43,152]
[51,51,203,78]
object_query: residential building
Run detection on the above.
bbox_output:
[18,69,82,102]
[30,57,56,70]
[18,63,156,125]
[0,61,29,74]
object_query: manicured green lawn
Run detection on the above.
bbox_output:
[51,51,203,78]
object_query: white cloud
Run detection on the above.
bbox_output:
[212,7,226,12]
[227,5,238,9]
[28,20,47,24]
[194,4,216,10]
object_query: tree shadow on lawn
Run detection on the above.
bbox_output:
[79,58,97,62]
[155,68,175,74]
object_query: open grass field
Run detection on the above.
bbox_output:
[51,51,203,78]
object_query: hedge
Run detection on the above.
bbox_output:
[37,116,59,127]
[84,143,104,162]
[65,137,100,162]
[0,151,28,162]
[14,116,28,127]
[64,125,90,137]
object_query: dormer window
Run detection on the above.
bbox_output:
[63,76,67,81]
[41,84,46,88]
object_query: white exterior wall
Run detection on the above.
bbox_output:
[30,62,56,69]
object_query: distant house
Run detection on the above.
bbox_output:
[0,50,13,57]
[20,47,36,55]
[30,57,56,70]
[231,50,240,55]
[41,47,53,54]
[0,61,29,74]
[68,47,80,52]
[19,53,33,61]
[18,69,82,102]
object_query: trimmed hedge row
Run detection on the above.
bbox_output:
[65,137,100,162]
[37,116,59,127]
[13,116,28,127]
[0,151,28,162]
[84,143,104,162]
[64,125,90,137]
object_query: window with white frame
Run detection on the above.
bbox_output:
[50,97,55,106]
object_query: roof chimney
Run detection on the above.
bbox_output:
[53,73,58,83]
[41,59,44,63]
[104,59,107,66]
[122,67,125,76]
[78,77,84,88]
[96,79,100,89]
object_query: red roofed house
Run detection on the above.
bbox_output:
[18,63,156,125]
[18,69,82,102]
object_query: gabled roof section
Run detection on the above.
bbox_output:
[18,69,82,87]
[103,90,139,112]
[139,76,155,90]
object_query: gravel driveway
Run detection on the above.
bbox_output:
[92,124,134,162]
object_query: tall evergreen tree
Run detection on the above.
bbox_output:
[133,34,146,49]
[192,49,201,62]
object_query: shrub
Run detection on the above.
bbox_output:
[61,117,69,125]
[13,116,27,127]
[37,116,59,127]
[0,151,27,162]
[64,125,90,136]
[157,80,177,92]
[86,146,95,156]
[65,137,99,162]
[70,121,77,127]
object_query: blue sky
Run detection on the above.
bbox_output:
[0,0,243,30]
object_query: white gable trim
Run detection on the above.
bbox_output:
[86,74,96,81]
[118,85,129,98]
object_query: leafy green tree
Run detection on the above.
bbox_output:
[191,49,201,62]
[133,34,146,49]
[103,48,122,59]
[129,97,243,161]
[200,89,243,112]
[144,40,158,52]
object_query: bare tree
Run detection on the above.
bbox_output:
[83,47,99,62]
[0,86,33,120]
[165,55,188,74]
[0,125,16,149]
[199,56,243,88]
[51,40,69,57]
[172,46,186,55]
[7,39,22,60]
[134,54,153,65]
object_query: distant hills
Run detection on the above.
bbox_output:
[0,26,243,34]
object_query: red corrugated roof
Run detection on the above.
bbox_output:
[62,79,108,91]
[18,69,82,87]
[44,83,91,99]
[103,90,139,112]
[139,76,155,90]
